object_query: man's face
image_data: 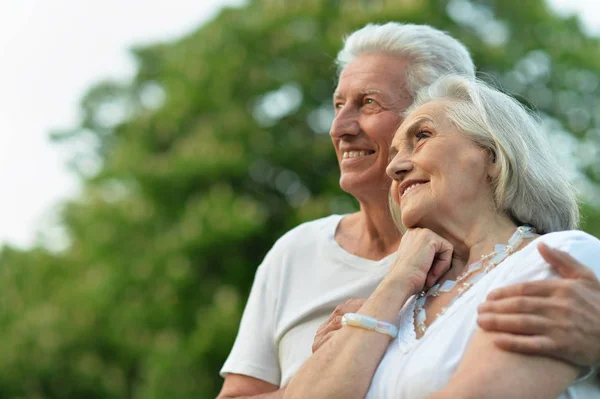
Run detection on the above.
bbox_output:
[330,53,413,200]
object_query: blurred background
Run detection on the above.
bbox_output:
[1,0,599,397]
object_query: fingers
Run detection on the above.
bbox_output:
[477,313,563,335]
[312,316,342,353]
[490,332,559,357]
[478,296,566,317]
[427,252,453,289]
[486,279,567,301]
[314,299,367,353]
[430,236,454,287]
[313,331,336,353]
[313,316,343,353]
[538,242,597,281]
[435,238,454,267]
[326,298,366,322]
[417,230,454,289]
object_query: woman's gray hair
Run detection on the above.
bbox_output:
[336,22,476,97]
[405,75,579,233]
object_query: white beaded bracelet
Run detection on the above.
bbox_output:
[341,313,398,339]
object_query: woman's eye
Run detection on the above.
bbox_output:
[363,98,375,105]
[415,131,431,141]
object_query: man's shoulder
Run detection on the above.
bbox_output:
[256,214,342,275]
[274,214,343,248]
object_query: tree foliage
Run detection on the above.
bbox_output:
[1,0,599,397]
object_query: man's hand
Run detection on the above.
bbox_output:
[477,242,600,367]
[312,299,366,353]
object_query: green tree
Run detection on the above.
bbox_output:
[1,0,599,398]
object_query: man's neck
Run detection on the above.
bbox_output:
[335,201,401,261]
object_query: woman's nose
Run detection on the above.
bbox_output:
[386,153,413,181]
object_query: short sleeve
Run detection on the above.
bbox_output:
[491,231,600,289]
[220,252,282,385]
[545,231,600,279]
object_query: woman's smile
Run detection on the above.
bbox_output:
[401,181,429,199]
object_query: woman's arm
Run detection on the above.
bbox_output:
[477,243,600,370]
[283,229,454,399]
[283,278,412,399]
[430,237,600,399]
[428,326,578,399]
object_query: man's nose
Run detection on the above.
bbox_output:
[329,108,360,139]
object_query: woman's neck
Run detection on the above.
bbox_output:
[426,213,521,281]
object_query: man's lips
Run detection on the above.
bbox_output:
[341,150,375,160]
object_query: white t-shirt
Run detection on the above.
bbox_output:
[220,214,395,386]
[365,230,600,399]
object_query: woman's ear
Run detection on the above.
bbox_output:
[486,149,499,179]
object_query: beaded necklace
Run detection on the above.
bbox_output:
[414,226,535,335]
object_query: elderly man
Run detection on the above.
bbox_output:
[218,22,600,399]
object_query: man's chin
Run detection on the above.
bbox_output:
[339,173,389,197]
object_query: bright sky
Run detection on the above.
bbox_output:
[0,0,245,248]
[0,0,597,249]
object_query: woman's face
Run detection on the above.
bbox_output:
[386,100,496,229]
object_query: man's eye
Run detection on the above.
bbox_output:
[334,103,343,109]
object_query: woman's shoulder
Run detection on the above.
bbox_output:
[520,230,600,278]
[535,230,600,248]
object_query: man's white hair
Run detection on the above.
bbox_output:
[407,75,579,233]
[336,22,476,97]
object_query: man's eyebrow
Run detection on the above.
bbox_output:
[333,88,384,101]
[358,88,383,96]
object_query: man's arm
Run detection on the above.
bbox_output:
[219,252,283,396]
[477,242,600,371]
[217,374,284,399]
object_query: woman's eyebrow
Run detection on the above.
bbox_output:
[404,117,434,137]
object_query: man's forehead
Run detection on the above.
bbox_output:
[333,87,384,99]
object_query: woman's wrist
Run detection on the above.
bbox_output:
[357,276,414,323]
[382,267,422,296]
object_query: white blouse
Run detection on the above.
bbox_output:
[365,230,600,399]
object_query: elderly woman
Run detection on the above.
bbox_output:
[283,75,600,398]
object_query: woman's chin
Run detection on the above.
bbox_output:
[400,210,426,230]
[400,216,417,230]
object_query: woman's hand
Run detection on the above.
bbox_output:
[312,299,367,353]
[388,228,454,295]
